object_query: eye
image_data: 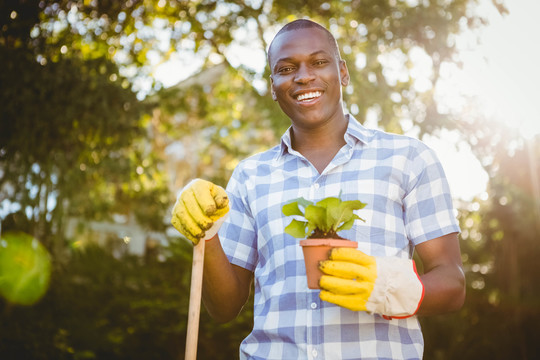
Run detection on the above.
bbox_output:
[314,59,329,66]
[278,66,295,74]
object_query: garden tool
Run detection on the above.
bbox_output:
[171,179,229,359]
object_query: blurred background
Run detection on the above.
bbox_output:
[1,0,539,359]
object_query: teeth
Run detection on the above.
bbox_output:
[297,91,322,101]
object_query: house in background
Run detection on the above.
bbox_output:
[64,61,274,257]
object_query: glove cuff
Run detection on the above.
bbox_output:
[366,257,424,319]
[202,214,228,241]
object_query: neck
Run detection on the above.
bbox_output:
[291,113,349,153]
[290,113,349,173]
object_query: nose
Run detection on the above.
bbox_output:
[294,63,315,84]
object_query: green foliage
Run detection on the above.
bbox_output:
[0,45,169,250]
[283,195,366,239]
[0,239,253,360]
[419,127,540,359]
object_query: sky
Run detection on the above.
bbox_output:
[154,0,540,202]
[457,0,540,139]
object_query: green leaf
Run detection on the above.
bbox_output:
[316,197,341,229]
[307,221,317,237]
[284,219,308,238]
[282,198,313,216]
[282,195,367,238]
[316,196,340,209]
[336,217,356,232]
[343,200,367,211]
[304,205,328,232]
[337,214,367,232]
[296,197,314,208]
[330,203,348,229]
[282,202,303,217]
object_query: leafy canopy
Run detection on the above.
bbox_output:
[282,195,367,239]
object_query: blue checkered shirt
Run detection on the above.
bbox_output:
[219,115,460,360]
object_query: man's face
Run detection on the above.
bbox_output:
[269,27,349,129]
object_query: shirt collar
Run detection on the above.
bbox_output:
[344,114,372,145]
[276,114,372,161]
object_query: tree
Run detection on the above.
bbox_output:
[1,2,171,255]
[0,45,172,252]
[420,109,540,359]
[146,0,495,185]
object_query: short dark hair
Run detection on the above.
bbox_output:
[267,19,341,66]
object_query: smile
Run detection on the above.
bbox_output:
[296,91,322,102]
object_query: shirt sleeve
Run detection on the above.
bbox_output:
[218,164,259,272]
[403,142,461,245]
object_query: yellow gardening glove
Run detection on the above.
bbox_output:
[171,179,229,244]
[319,248,424,318]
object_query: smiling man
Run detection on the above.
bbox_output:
[268,22,350,175]
[172,19,465,359]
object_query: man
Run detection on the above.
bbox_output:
[172,19,465,359]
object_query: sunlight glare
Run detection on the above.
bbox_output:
[458,0,540,139]
[423,130,489,201]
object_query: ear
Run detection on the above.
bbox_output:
[339,60,350,87]
[270,76,277,101]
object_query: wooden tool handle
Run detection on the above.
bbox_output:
[184,239,205,360]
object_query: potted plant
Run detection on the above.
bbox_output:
[282,195,367,289]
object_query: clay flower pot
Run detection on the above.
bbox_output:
[299,238,358,289]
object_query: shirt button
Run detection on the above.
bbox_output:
[312,349,318,357]
[310,302,317,309]
[314,183,320,189]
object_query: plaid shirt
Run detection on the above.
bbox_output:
[219,115,460,360]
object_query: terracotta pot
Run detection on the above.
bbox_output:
[299,238,358,289]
